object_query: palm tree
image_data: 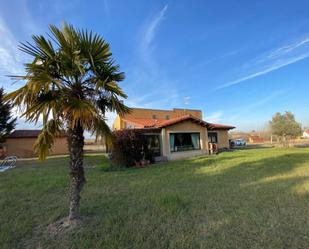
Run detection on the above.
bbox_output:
[5,23,129,224]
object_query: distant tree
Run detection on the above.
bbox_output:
[269,111,302,144]
[0,88,16,143]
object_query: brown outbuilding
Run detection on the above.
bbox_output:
[4,130,68,158]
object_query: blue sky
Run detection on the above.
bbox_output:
[1,0,309,131]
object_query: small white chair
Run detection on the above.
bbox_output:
[0,156,17,172]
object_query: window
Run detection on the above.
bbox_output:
[208,132,218,143]
[166,115,170,120]
[170,133,200,152]
[152,114,157,119]
[146,135,161,156]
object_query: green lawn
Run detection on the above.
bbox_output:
[0,148,308,249]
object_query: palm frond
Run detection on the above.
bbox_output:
[6,22,130,160]
[63,97,97,128]
[92,117,111,137]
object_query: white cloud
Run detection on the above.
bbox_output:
[217,36,309,90]
[217,52,309,89]
[141,4,168,53]
[0,0,44,91]
[102,0,111,26]
[103,0,109,15]
[124,86,180,110]
[226,90,287,123]
[204,111,223,123]
[139,4,168,66]
[123,4,182,110]
[266,37,309,60]
[0,19,24,76]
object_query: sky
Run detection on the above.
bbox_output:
[0,0,309,132]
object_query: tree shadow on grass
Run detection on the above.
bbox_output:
[233,144,274,150]
[13,155,106,169]
[188,151,309,248]
[6,149,308,249]
[210,152,308,180]
[97,149,309,248]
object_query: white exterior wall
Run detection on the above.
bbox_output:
[160,121,209,161]
[302,131,309,138]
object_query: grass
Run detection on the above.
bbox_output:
[0,148,309,249]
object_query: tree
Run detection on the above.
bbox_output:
[269,111,302,144]
[0,88,16,143]
[4,23,130,224]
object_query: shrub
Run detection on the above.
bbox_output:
[110,130,154,168]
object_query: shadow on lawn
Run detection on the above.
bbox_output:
[186,151,309,248]
[233,144,274,150]
[141,149,309,248]
[5,149,306,249]
[14,154,106,169]
[191,151,309,186]
[107,149,309,190]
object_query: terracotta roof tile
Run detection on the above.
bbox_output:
[157,115,208,128]
[122,118,167,128]
[123,115,234,130]
[208,123,235,130]
[123,115,224,129]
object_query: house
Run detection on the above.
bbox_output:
[4,130,68,158]
[113,108,235,160]
[303,129,309,138]
[248,135,265,143]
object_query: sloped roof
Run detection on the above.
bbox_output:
[157,115,208,128]
[6,130,68,139]
[123,115,235,130]
[122,118,167,128]
[207,123,235,130]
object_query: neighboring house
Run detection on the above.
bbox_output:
[303,129,309,138]
[248,135,265,143]
[113,108,235,160]
[5,130,68,158]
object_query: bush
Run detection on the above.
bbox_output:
[110,130,154,168]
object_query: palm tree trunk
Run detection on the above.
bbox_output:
[105,134,109,153]
[67,122,85,221]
